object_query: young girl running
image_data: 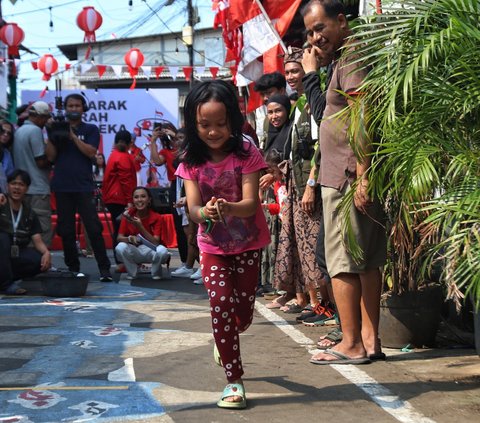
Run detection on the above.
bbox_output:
[176,80,270,409]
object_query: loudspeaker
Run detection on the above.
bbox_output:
[149,187,172,214]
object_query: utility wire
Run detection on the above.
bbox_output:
[13,0,225,83]
[142,0,225,67]
[2,0,85,18]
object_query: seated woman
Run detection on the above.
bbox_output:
[0,169,51,295]
[115,186,171,280]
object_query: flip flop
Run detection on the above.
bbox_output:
[213,343,222,367]
[263,292,280,300]
[265,295,290,309]
[309,348,371,365]
[217,383,247,409]
[283,303,305,314]
[368,352,386,361]
[317,329,343,349]
[4,283,27,296]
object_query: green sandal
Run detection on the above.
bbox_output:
[217,383,247,409]
[213,343,222,367]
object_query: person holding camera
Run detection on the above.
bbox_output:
[46,94,112,281]
[12,101,54,246]
[148,123,176,185]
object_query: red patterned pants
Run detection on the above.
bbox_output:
[200,249,260,382]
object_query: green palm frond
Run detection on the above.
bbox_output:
[339,0,480,305]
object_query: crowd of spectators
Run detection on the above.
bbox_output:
[1,0,386,376]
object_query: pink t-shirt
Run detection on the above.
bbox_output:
[176,141,270,255]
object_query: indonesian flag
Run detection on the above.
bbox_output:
[215,0,302,82]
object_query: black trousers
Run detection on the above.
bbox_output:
[55,191,111,273]
[105,203,126,264]
[0,232,41,290]
[169,182,188,263]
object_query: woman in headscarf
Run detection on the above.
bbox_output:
[258,94,294,298]
[263,94,292,156]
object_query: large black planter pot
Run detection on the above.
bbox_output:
[473,300,480,356]
[379,285,444,349]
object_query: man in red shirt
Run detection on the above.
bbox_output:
[102,130,137,260]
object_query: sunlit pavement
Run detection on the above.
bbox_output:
[0,250,479,423]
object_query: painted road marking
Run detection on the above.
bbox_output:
[0,386,129,391]
[255,301,437,423]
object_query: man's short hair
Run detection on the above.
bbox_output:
[114,130,132,144]
[253,72,286,92]
[7,169,31,186]
[301,0,346,19]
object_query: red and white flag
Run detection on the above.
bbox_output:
[213,0,302,83]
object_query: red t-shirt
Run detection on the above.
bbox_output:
[158,148,176,181]
[102,149,137,205]
[118,209,165,244]
[129,145,146,172]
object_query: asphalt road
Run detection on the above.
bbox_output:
[0,250,479,423]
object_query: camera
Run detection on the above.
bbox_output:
[46,81,71,149]
[295,123,314,161]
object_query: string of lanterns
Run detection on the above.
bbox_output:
[1,5,228,92]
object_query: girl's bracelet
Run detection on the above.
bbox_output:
[199,207,213,234]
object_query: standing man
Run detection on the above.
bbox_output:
[303,0,387,364]
[13,101,53,246]
[47,94,112,281]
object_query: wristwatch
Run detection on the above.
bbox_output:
[307,178,316,187]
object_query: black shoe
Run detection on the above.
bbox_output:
[296,310,317,322]
[100,269,113,282]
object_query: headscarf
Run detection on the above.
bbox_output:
[264,94,292,156]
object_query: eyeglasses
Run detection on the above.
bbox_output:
[1,129,12,136]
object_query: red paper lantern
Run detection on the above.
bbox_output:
[37,54,58,81]
[124,48,144,89]
[0,22,25,56]
[124,48,144,77]
[76,6,103,43]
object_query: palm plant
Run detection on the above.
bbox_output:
[344,0,480,308]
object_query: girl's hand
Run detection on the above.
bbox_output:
[259,173,275,190]
[215,198,229,225]
[205,197,220,222]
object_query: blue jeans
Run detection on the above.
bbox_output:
[0,232,41,290]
